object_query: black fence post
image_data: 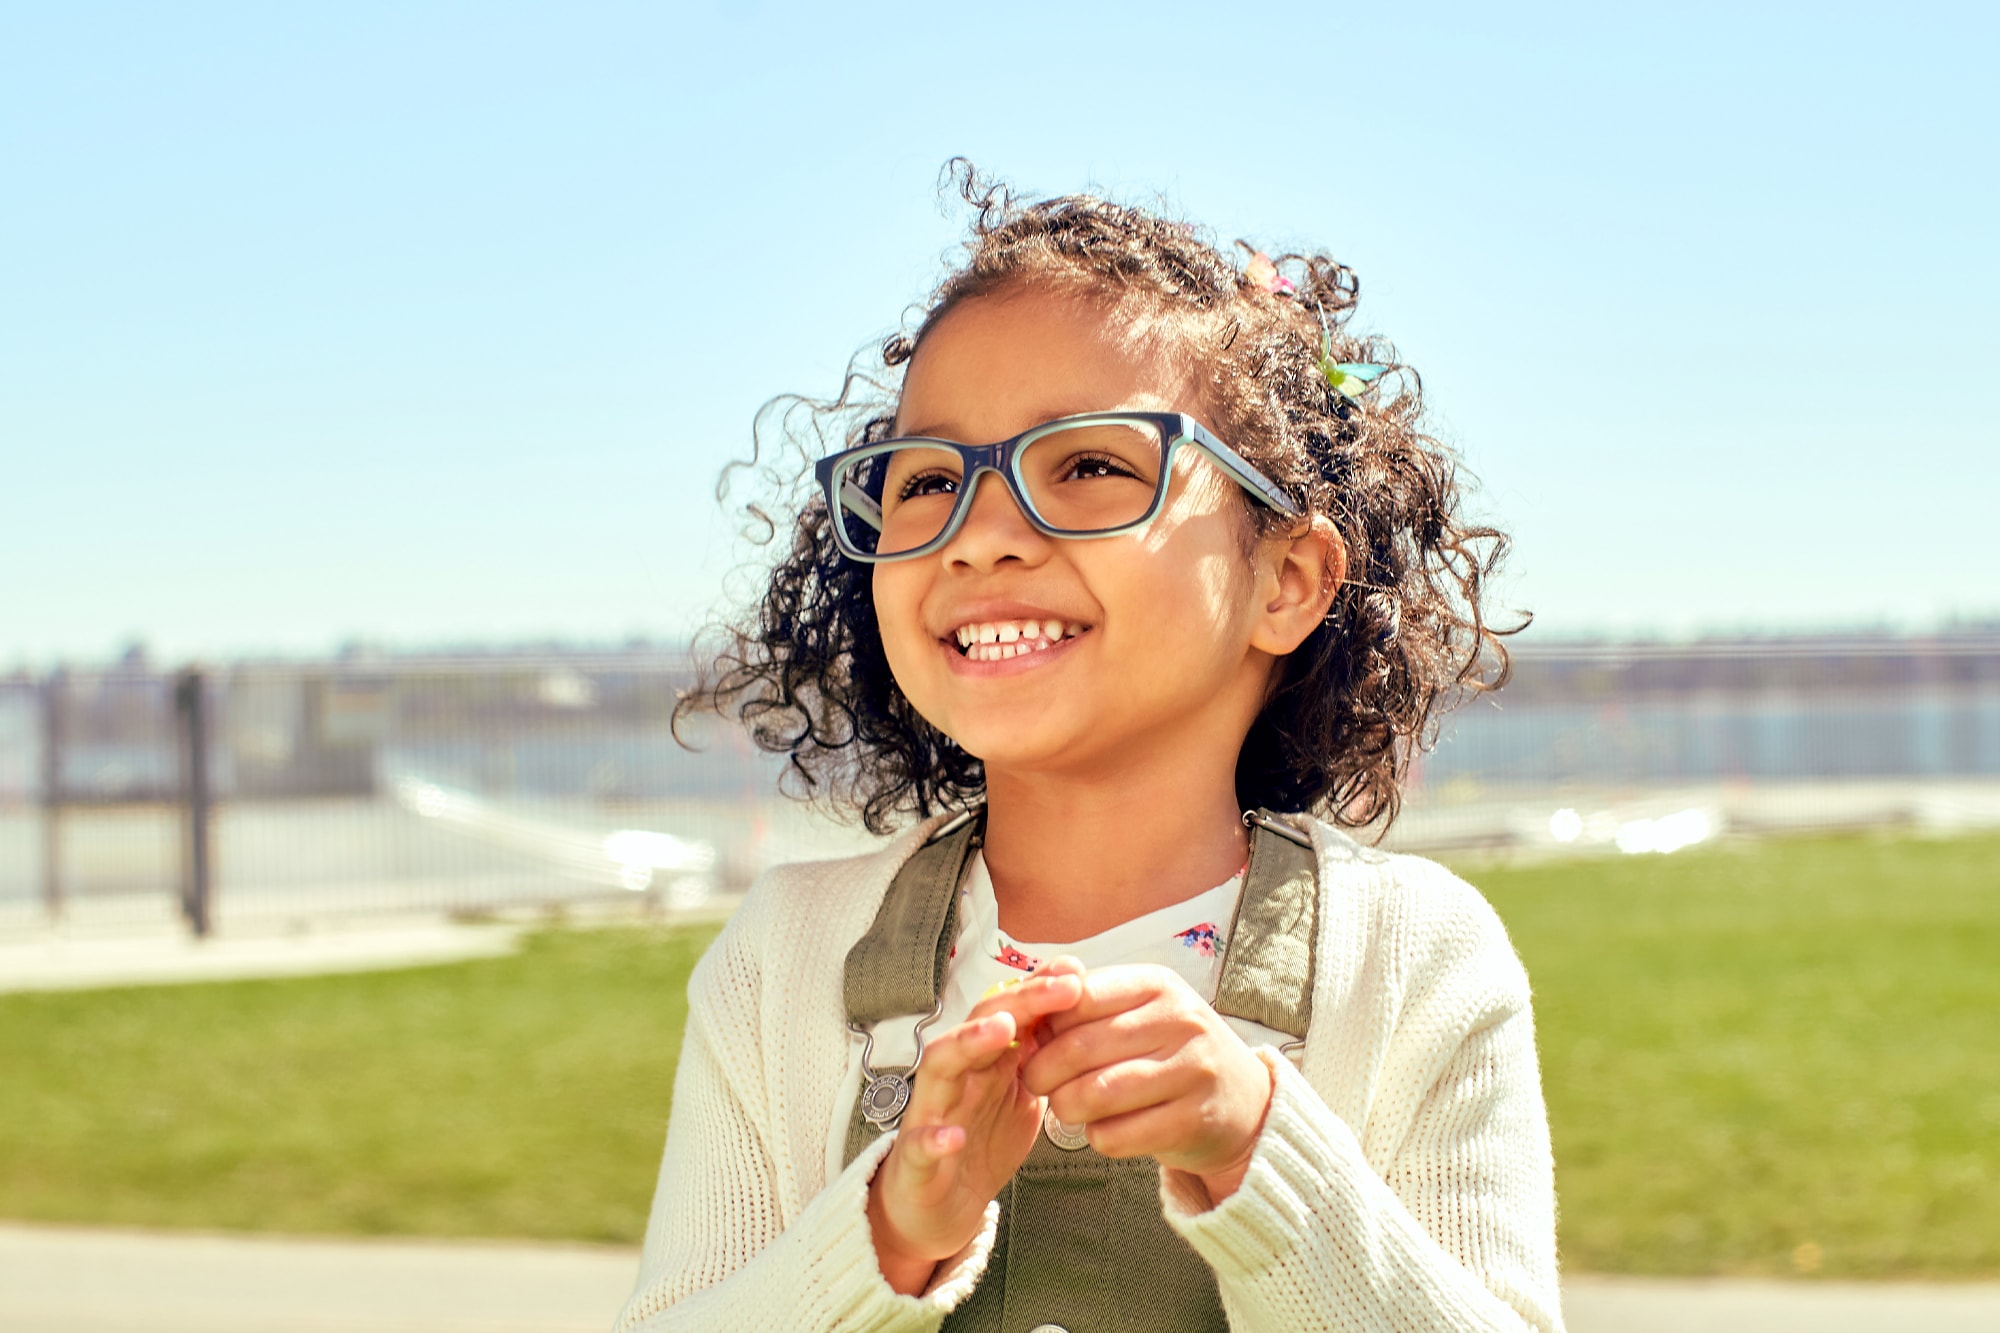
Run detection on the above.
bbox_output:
[174,668,214,938]
[41,670,64,925]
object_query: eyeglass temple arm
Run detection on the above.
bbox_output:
[1183,422,1303,518]
[839,477,884,532]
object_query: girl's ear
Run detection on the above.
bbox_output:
[1250,516,1345,656]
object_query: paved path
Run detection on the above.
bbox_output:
[0,919,523,993]
[5,1223,2000,1332]
[0,1224,638,1333]
[1562,1273,2000,1332]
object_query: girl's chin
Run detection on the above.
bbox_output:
[943,732,1077,776]
[930,705,1120,778]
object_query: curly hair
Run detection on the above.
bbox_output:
[678,162,1521,835]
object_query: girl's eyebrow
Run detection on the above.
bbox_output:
[897,402,1145,441]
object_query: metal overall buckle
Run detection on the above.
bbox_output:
[849,998,945,1130]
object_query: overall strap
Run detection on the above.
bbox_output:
[1212,811,1319,1041]
[844,809,983,1023]
[841,810,983,1165]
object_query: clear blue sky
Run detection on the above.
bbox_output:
[4,1,1994,669]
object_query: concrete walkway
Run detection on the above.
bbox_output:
[0,918,524,993]
[0,1224,638,1333]
[4,1223,1999,1332]
[1561,1273,2000,1332]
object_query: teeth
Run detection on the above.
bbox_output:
[949,619,1091,659]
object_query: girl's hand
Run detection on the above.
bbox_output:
[1020,964,1275,1205]
[866,959,1085,1294]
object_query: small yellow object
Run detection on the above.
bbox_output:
[982,975,1031,1046]
[981,975,1027,1001]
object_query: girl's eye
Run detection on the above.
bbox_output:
[1061,452,1139,482]
[897,470,960,501]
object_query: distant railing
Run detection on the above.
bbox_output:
[1427,632,2000,783]
[0,652,864,936]
[3,632,1997,935]
[1406,632,2000,852]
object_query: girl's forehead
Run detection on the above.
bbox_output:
[894,288,1200,440]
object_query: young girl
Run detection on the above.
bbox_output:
[617,169,1562,1332]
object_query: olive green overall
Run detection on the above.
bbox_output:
[841,811,1319,1333]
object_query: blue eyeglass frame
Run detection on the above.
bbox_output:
[813,410,1301,563]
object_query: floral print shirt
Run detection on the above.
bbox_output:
[938,851,1278,1049]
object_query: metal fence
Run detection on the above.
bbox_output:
[0,653,878,937]
[3,632,1997,935]
[1402,631,2000,853]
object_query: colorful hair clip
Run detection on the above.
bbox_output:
[1322,358,1388,399]
[1245,251,1296,297]
[1311,306,1386,399]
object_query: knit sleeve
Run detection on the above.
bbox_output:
[614,899,1000,1332]
[1158,869,1564,1332]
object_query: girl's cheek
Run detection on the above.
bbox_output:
[870,563,928,627]
[870,565,929,672]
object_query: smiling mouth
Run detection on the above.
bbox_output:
[949,618,1089,662]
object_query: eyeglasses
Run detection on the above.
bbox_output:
[814,411,1301,562]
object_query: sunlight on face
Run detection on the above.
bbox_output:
[868,286,1280,785]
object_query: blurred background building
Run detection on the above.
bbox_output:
[5,628,1996,938]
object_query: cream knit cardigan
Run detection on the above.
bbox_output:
[616,815,1564,1332]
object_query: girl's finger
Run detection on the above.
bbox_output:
[1041,1055,1189,1126]
[1059,1099,1190,1162]
[881,1119,967,1208]
[901,1013,1022,1131]
[1021,1006,1171,1096]
[893,1121,967,1179]
[1038,965,1170,1036]
[919,1011,1019,1087]
[966,969,1085,1028]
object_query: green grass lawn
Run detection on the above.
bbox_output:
[1470,829,2000,1278]
[0,925,719,1243]
[2,829,1995,1277]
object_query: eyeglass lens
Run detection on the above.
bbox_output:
[830,420,1167,557]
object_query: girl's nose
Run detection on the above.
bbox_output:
[941,469,1049,570]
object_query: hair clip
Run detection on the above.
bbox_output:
[1322,356,1388,400]
[1245,246,1386,400]
[1244,251,1296,297]
[1308,299,1385,399]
